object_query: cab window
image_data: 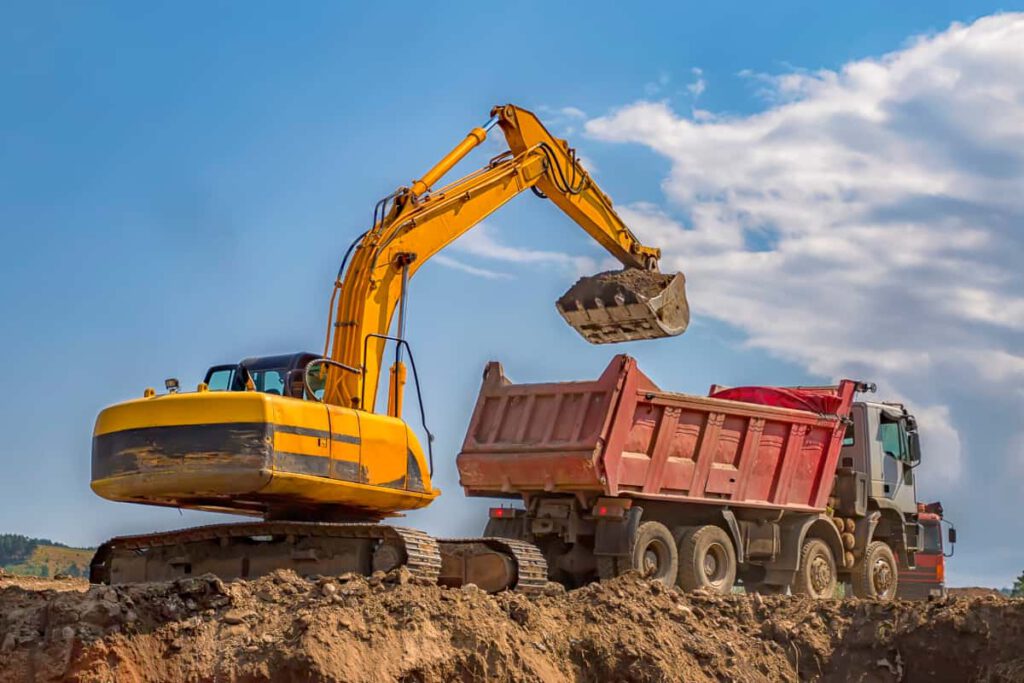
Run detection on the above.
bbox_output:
[207,368,236,391]
[842,424,855,447]
[922,523,942,553]
[251,369,286,395]
[879,419,908,461]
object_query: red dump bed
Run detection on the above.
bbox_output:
[457,355,857,512]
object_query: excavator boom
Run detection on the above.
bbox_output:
[324,104,689,413]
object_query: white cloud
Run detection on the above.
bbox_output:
[451,224,612,277]
[559,106,587,119]
[534,106,589,138]
[644,71,672,96]
[586,13,1024,499]
[910,404,962,484]
[432,254,511,280]
[687,67,706,97]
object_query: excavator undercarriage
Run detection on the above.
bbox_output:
[91,522,548,594]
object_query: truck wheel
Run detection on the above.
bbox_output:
[631,521,678,586]
[792,538,837,599]
[596,521,678,587]
[851,541,899,600]
[677,525,737,594]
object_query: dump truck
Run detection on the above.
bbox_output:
[457,355,945,599]
[88,105,689,593]
[897,501,956,599]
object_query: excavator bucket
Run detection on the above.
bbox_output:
[557,269,690,344]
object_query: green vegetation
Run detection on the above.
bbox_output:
[1012,571,1024,598]
[0,534,94,578]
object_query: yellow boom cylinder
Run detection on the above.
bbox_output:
[409,117,498,197]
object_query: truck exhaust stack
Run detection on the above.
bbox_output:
[557,268,690,344]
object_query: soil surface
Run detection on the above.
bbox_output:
[1,571,1021,682]
[558,268,679,308]
[948,587,1006,598]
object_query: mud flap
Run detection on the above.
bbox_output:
[593,506,643,558]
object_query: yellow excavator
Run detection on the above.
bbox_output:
[89,104,689,593]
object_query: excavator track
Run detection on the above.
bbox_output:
[438,536,548,595]
[487,537,549,594]
[90,521,442,586]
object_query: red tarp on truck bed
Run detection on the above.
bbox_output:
[708,386,846,416]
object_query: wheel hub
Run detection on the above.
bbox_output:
[809,556,832,594]
[703,542,728,586]
[872,558,894,594]
[643,548,659,574]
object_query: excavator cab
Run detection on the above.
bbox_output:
[203,353,319,399]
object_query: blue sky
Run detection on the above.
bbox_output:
[2,2,1022,587]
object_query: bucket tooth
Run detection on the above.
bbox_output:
[557,269,690,344]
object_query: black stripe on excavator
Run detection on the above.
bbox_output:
[273,451,331,477]
[92,422,272,479]
[93,422,363,480]
[274,424,361,445]
[273,451,366,481]
[407,449,425,492]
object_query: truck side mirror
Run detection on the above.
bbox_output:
[907,430,922,465]
[948,527,957,544]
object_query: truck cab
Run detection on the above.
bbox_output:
[897,502,956,599]
[836,401,925,565]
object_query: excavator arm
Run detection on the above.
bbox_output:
[323,104,688,414]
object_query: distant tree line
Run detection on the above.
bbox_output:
[0,534,91,578]
[0,534,60,565]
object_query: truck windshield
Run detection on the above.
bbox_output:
[922,522,942,553]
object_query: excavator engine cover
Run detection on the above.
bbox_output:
[557,268,689,344]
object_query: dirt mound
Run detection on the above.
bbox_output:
[949,587,1006,598]
[558,268,679,308]
[1,571,1022,682]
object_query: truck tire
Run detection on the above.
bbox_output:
[851,541,899,600]
[596,521,678,587]
[791,538,837,599]
[677,525,737,594]
[633,521,678,586]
